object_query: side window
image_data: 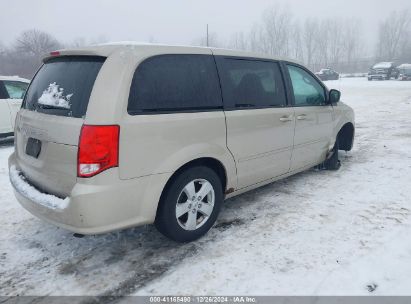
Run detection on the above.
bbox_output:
[3,81,29,99]
[217,58,287,108]
[128,54,222,114]
[287,65,326,106]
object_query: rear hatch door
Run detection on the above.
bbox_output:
[15,56,105,197]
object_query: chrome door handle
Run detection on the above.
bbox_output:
[280,116,293,122]
[297,114,307,120]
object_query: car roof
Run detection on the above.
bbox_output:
[398,63,411,69]
[43,41,302,65]
[0,75,30,83]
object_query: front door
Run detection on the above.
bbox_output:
[285,64,334,171]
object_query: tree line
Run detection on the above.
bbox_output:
[1,7,410,79]
[199,7,411,73]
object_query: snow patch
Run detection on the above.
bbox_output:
[38,83,73,110]
[9,165,69,210]
[373,62,393,69]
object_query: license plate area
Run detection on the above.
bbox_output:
[26,138,42,159]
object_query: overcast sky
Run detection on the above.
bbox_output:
[1,0,410,47]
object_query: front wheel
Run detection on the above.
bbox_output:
[155,166,223,242]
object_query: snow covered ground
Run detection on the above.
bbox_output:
[1,78,411,297]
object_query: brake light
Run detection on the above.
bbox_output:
[78,125,119,178]
[50,51,60,56]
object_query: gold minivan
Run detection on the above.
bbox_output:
[9,43,354,242]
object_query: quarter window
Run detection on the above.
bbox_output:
[216,58,287,108]
[128,55,222,114]
[287,65,326,106]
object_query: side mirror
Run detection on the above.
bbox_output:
[329,89,341,103]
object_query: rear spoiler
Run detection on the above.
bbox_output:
[42,47,113,63]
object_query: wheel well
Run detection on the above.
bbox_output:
[159,157,227,205]
[338,123,354,151]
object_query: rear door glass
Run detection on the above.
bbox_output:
[23,56,105,118]
[215,58,287,109]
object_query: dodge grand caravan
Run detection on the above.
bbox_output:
[9,43,355,242]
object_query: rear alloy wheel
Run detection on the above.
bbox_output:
[155,166,223,242]
[176,179,215,231]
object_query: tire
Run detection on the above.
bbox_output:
[155,166,223,242]
[323,139,341,170]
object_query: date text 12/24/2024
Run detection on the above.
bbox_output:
[149,296,257,303]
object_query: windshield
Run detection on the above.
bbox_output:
[23,56,105,118]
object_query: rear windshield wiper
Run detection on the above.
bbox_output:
[35,104,70,111]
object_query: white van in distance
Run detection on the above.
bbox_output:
[0,76,29,138]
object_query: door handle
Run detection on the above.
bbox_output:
[297,114,307,120]
[279,115,293,122]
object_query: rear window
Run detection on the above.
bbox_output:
[128,54,222,114]
[23,56,105,118]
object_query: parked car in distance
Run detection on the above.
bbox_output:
[0,76,30,138]
[315,68,339,81]
[397,64,411,81]
[368,62,399,80]
[9,43,355,242]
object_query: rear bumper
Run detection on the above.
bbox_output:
[9,153,171,234]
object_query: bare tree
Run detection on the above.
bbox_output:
[15,29,61,59]
[290,21,304,62]
[376,9,411,60]
[342,19,363,71]
[228,31,249,51]
[314,20,331,67]
[327,19,344,67]
[258,7,293,57]
[248,24,262,53]
[302,18,319,68]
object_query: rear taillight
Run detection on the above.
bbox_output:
[78,125,119,178]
